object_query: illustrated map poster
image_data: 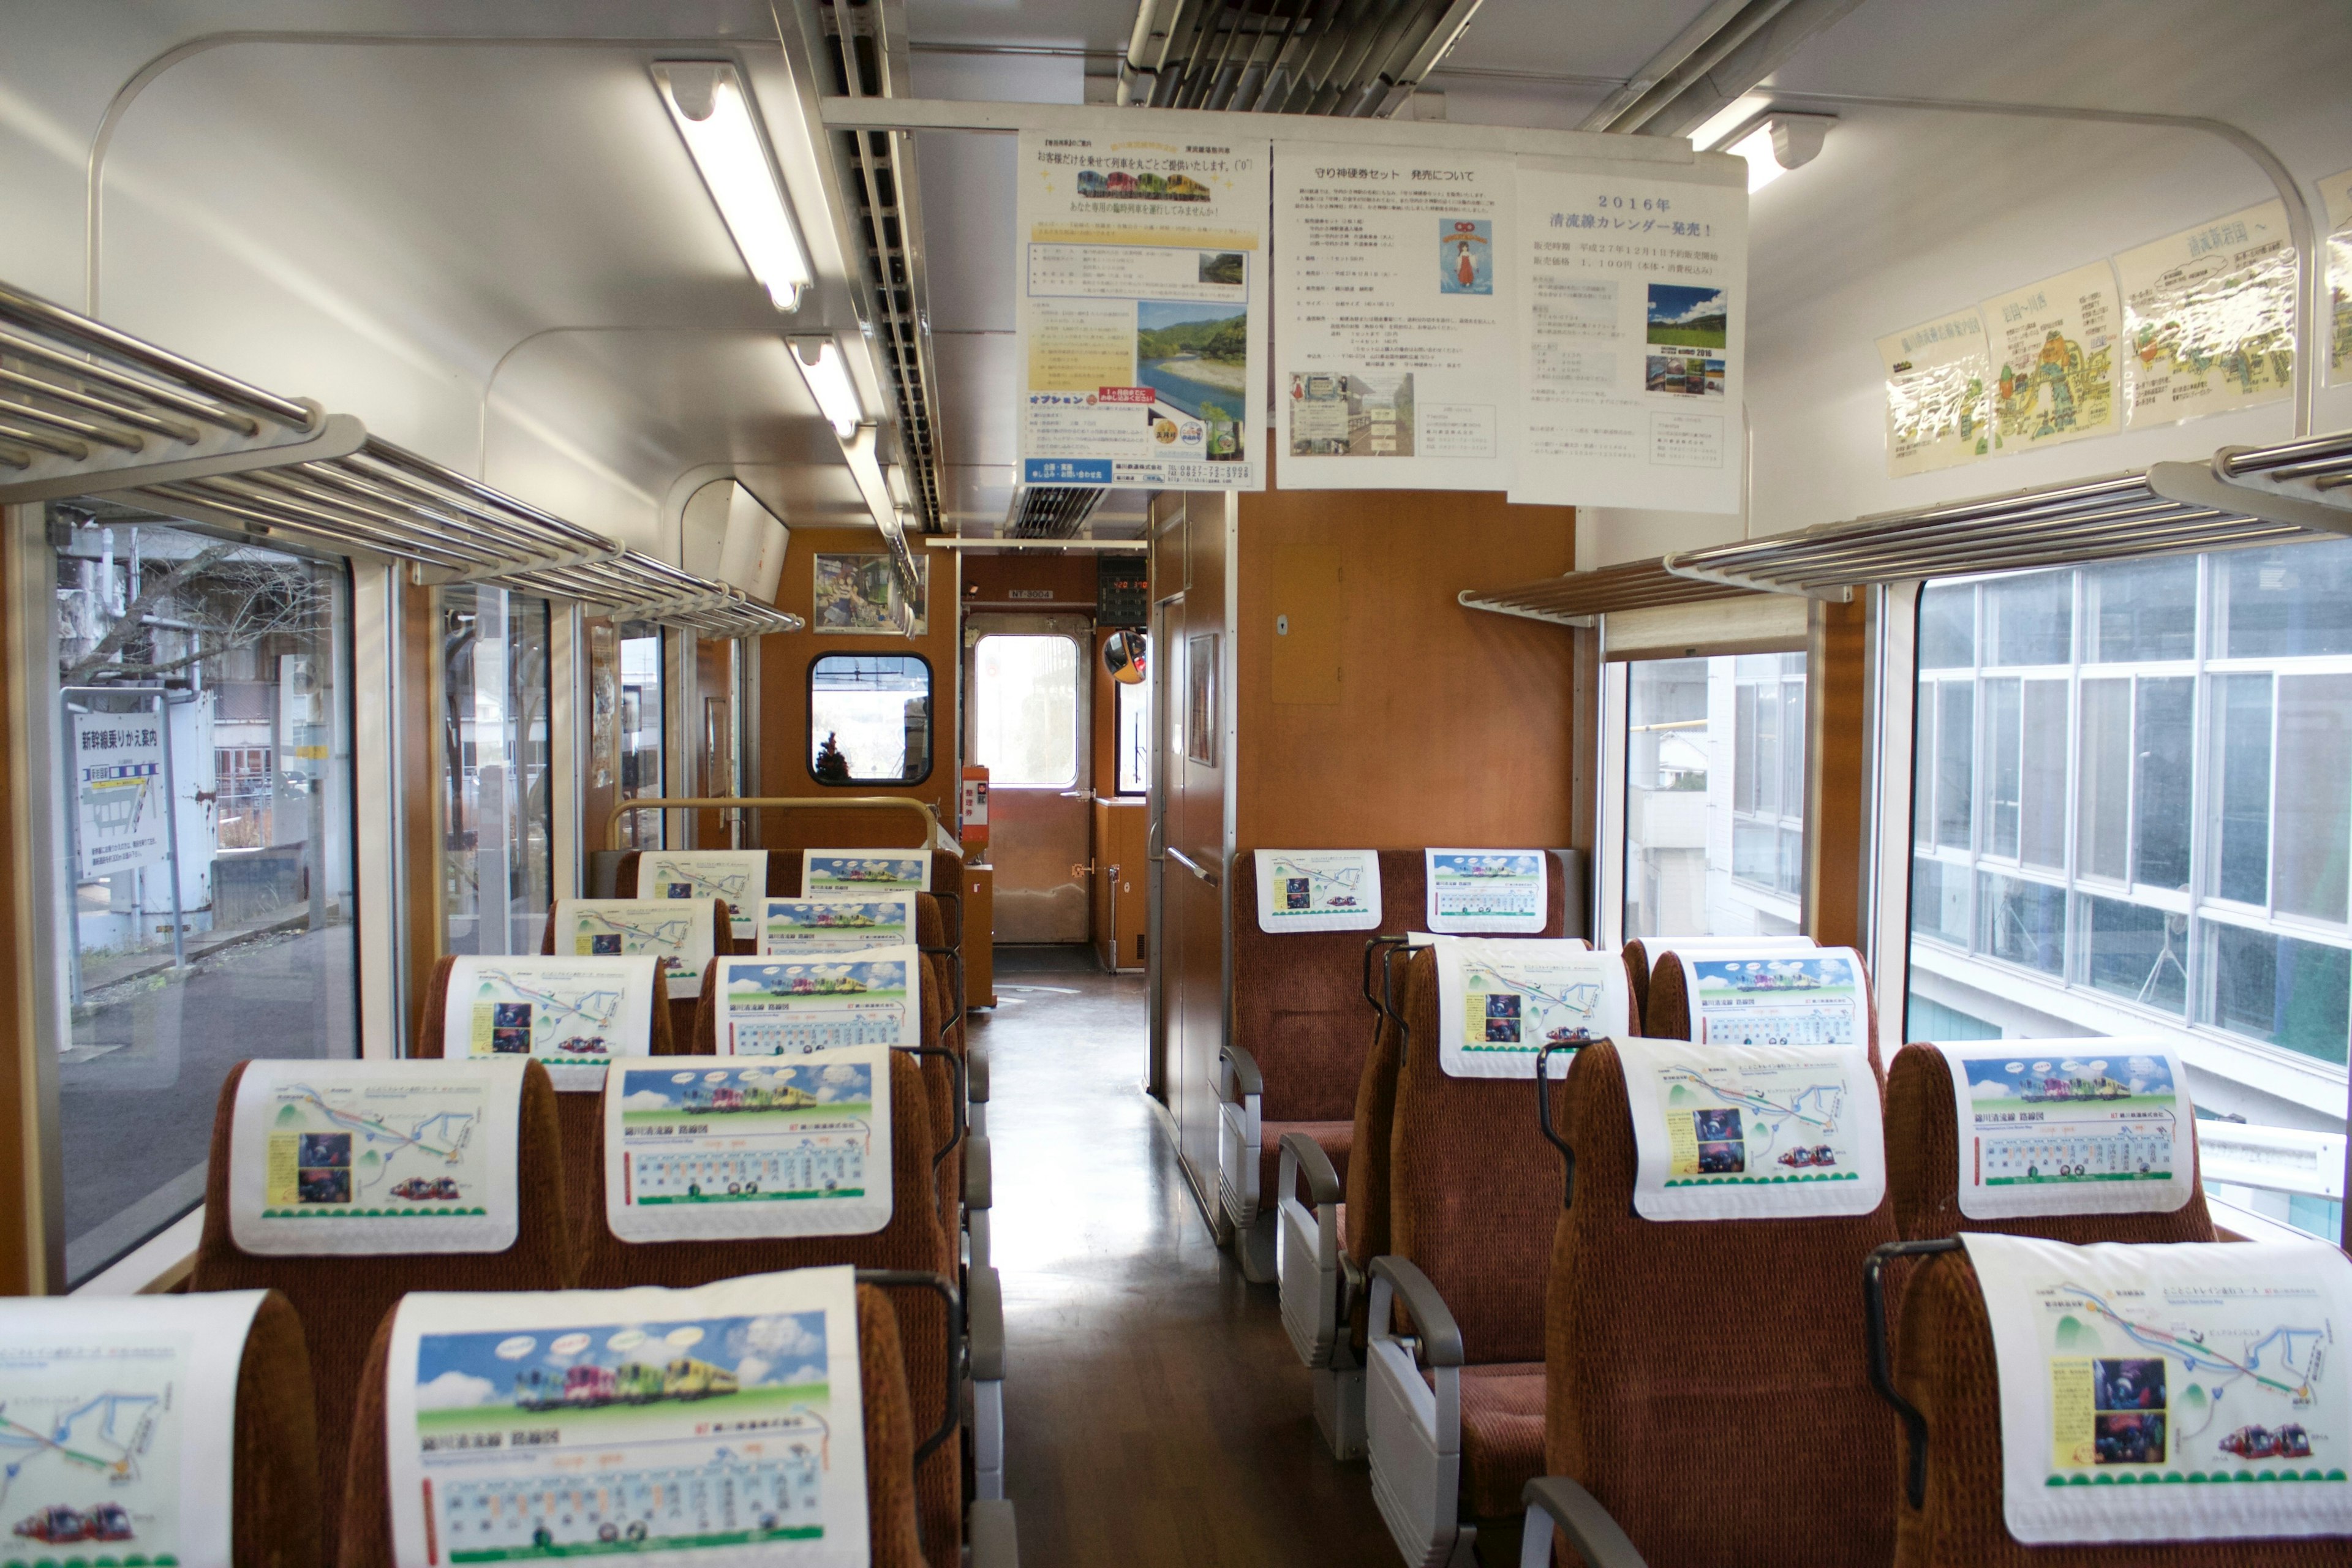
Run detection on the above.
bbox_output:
[1878,308,1992,476]
[228,1060,523,1255]
[1937,1040,2195,1221]
[802,851,928,895]
[639,851,769,943]
[1681,949,1868,1048]
[2326,168,2352,384]
[1980,261,2120,454]
[761,894,915,955]
[1616,1037,1885,1221]
[1433,937,1629,1079]
[2117,200,2297,428]
[715,949,919,1057]
[70,710,168,879]
[1964,1233,2352,1544]
[1015,129,1268,490]
[385,1266,869,1568]
[1275,145,1515,490]
[605,1054,891,1242]
[554,899,717,1000]
[1252,849,1381,934]
[1425,848,1547,934]
[447,956,658,1091]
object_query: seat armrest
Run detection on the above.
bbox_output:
[968,1048,989,1104]
[967,1499,1020,1568]
[1367,1256,1464,1368]
[967,1264,1005,1382]
[1278,1131,1342,1208]
[965,1133,992,1212]
[1519,1477,1647,1568]
[1219,1043,1264,1100]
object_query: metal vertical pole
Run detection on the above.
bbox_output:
[59,695,83,1008]
[156,692,184,968]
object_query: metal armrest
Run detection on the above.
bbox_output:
[1368,1255,1464,1368]
[1366,1257,1466,1563]
[967,1499,1019,1568]
[1277,1132,1348,1368]
[967,1264,1006,1501]
[968,1047,989,1104]
[1279,1130,1342,1208]
[964,1133,992,1212]
[1220,1042,1264,1098]
[1216,1044,1265,1227]
[1518,1477,1647,1568]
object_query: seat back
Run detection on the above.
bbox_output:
[1621,937,1648,1028]
[1343,938,1416,1280]
[1646,942,1882,1073]
[1546,1040,1898,1566]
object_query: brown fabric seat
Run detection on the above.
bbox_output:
[538,896,738,1046]
[1647,945,1884,1073]
[336,1281,927,1568]
[1620,937,1648,1030]
[189,1058,575,1559]
[1457,1363,1548,1518]
[1545,1040,1898,1566]
[229,1291,326,1568]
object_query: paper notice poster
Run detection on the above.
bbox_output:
[385,1266,869,1568]
[1616,1037,1885,1221]
[1253,850,1381,933]
[70,709,168,878]
[1962,1232,2352,1544]
[802,851,929,895]
[228,1059,524,1255]
[761,894,916,955]
[1509,157,1747,514]
[603,1052,891,1242]
[639,851,769,943]
[445,956,660,1091]
[1014,129,1268,491]
[1273,145,1515,490]
[1936,1040,2195,1221]
[714,948,921,1057]
[1425,848,1547,934]
[554,898,717,1000]
[1877,309,1992,476]
[2326,168,2352,384]
[1981,262,2120,454]
[1433,937,1629,1079]
[1677,948,1869,1048]
[2118,201,2298,427]
[0,1292,266,1568]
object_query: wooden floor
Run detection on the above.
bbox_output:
[981,948,1400,1567]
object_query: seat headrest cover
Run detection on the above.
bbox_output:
[759,893,917,956]
[1937,1039,2196,1221]
[802,850,929,895]
[1433,938,1627,1078]
[551,899,718,998]
[604,1047,894,1242]
[1672,946,1868,1047]
[1960,1231,2352,1544]
[639,850,771,943]
[228,1058,526,1255]
[0,1290,268,1567]
[384,1265,869,1568]
[1425,848,1547,933]
[1648,933,1815,970]
[713,946,922,1056]
[444,955,662,1091]
[1616,1036,1886,1219]
[1253,849,1382,933]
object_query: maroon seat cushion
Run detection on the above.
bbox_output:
[1458,1363,1549,1520]
[1261,1119,1351,1212]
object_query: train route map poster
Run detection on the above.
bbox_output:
[1425,848,1547,934]
[1433,937,1627,1079]
[1964,1233,2352,1544]
[385,1266,869,1568]
[228,1059,524,1255]
[1014,129,1268,491]
[446,956,660,1091]
[0,1291,266,1568]
[801,851,929,897]
[714,949,919,1057]
[1877,308,1992,476]
[1980,262,2120,454]
[1936,1041,2195,1221]
[1252,849,1381,934]
[639,851,769,944]
[554,899,717,1000]
[1679,949,1869,1048]
[603,1053,891,1243]
[1274,145,1516,491]
[1616,1037,1885,1221]
[2117,200,2297,428]
[2325,167,2352,383]
[760,895,914,956]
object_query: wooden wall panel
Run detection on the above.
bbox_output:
[402,578,440,1050]
[1,510,40,1291]
[1806,595,1872,948]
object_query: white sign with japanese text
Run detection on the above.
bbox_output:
[72,708,170,878]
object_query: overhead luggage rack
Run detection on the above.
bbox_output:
[499,549,804,638]
[1456,557,1755,627]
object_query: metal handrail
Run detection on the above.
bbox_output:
[605,794,941,850]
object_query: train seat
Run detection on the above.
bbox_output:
[540,895,737,1047]
[1643,940,1880,1072]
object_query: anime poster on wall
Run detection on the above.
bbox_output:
[812,554,927,636]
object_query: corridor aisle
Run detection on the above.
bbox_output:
[982,948,1399,1566]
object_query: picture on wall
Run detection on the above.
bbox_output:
[1185,633,1219,766]
[813,552,929,636]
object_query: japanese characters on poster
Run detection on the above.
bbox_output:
[713,948,921,1057]
[639,850,769,944]
[1963,1232,2352,1544]
[70,709,168,878]
[384,1267,870,1568]
[1675,948,1869,1049]
[1508,157,1747,514]
[1431,937,1629,1079]
[2117,200,2298,427]
[1252,849,1382,934]
[1616,1036,1885,1221]
[445,955,660,1091]
[603,1052,892,1243]
[553,898,718,1000]
[1980,262,2120,453]
[1424,848,1547,934]
[1878,309,1993,476]
[1016,129,1268,491]
[802,851,929,895]
[1275,146,1515,490]
[1935,1041,2195,1221]
[2326,168,2352,385]
[761,894,916,955]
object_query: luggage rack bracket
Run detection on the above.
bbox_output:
[2,406,366,505]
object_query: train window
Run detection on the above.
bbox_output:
[1115,677,1150,795]
[615,621,664,848]
[973,634,1080,788]
[1622,652,1807,939]
[440,586,552,955]
[50,512,356,1284]
[808,654,932,785]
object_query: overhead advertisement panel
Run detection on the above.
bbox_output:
[1980,262,2122,454]
[2117,200,2297,428]
[1014,130,1269,491]
[1877,308,1993,477]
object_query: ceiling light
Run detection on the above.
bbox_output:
[654,61,811,311]
[1725,125,1787,192]
[1716,111,1836,194]
[791,337,863,440]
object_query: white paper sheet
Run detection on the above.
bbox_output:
[1253,850,1382,933]
[801,851,929,896]
[1962,1232,2352,1544]
[712,946,922,1057]
[1432,938,1627,1079]
[639,851,770,943]
[1980,262,2120,453]
[1673,946,1869,1048]
[1935,1040,2196,1221]
[385,1265,869,1568]
[228,1058,525,1255]
[761,894,918,955]
[1616,1036,1885,1221]
[1877,308,1992,476]
[2117,200,2297,428]
[603,1050,892,1243]
[445,956,660,1091]
[1424,848,1547,934]
[0,1291,266,1568]
[551,899,717,1000]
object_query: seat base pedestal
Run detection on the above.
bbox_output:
[1314,1364,1365,1460]
[1236,1208,1278,1283]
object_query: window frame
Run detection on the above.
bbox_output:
[805,650,935,787]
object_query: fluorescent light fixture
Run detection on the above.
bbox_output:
[1726,124,1787,192]
[654,62,811,311]
[790,337,863,439]
[1714,110,1836,194]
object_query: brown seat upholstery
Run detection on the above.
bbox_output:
[1646,945,1883,1073]
[1545,1040,1899,1566]
[232,1291,326,1568]
[538,896,738,1046]
[1620,937,1648,1033]
[189,1058,575,1558]
[336,1281,927,1568]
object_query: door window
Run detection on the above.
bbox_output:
[973,635,1080,787]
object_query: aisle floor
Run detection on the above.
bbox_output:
[979,947,1400,1567]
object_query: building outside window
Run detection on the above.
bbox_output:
[615,620,663,848]
[442,585,552,956]
[973,634,1080,788]
[809,654,932,784]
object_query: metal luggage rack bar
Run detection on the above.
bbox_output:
[1456,557,1755,627]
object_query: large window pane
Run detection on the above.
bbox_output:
[2212,673,2271,905]
[2083,895,2187,1014]
[1779,680,1804,818]
[2272,673,2352,922]
[810,654,933,785]
[1985,571,2070,666]
[2205,920,2349,1065]
[442,587,551,956]
[1935,681,1973,850]
[1978,871,2065,975]
[2131,677,2193,891]
[2077,679,2131,880]
[973,635,1079,786]
[1985,677,2021,858]
[2087,557,2197,662]
[1912,682,1935,847]
[1733,682,1759,813]
[2019,679,2068,869]
[1918,582,1975,669]
[1912,856,1969,946]
[2220,543,2352,658]
[614,622,663,850]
